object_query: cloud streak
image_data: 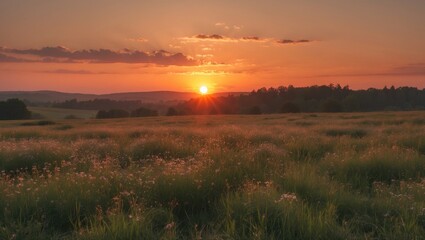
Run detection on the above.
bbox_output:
[39,69,115,75]
[0,46,197,66]
[390,63,425,76]
[127,37,149,42]
[0,53,26,62]
[180,34,312,45]
[276,39,312,45]
[311,63,425,78]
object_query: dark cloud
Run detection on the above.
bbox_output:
[183,35,312,44]
[40,69,114,75]
[390,63,425,76]
[0,46,197,66]
[242,36,261,41]
[0,53,26,62]
[195,34,224,39]
[277,39,311,44]
[183,35,264,43]
[11,46,71,58]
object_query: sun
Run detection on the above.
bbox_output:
[199,85,208,95]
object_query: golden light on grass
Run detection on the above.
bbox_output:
[199,85,208,95]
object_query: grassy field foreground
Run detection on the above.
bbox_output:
[1,112,425,239]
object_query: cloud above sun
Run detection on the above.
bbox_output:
[0,46,197,66]
[179,34,313,45]
[0,32,314,69]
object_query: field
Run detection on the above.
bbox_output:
[28,107,97,120]
[1,112,425,239]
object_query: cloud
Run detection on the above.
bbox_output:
[39,69,114,75]
[195,34,224,40]
[215,22,242,31]
[232,25,242,31]
[0,46,197,66]
[180,35,312,45]
[390,63,425,76]
[127,37,149,42]
[179,35,237,43]
[181,35,264,43]
[276,39,312,45]
[215,22,230,30]
[0,53,27,62]
[242,36,260,41]
[311,63,425,78]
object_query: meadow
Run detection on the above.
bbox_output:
[1,112,425,239]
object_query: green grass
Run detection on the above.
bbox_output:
[1,111,425,239]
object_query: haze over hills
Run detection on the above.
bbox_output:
[0,90,246,103]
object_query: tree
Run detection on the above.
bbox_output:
[248,106,262,115]
[96,109,129,119]
[281,102,300,113]
[0,99,32,120]
[131,107,158,117]
[166,107,179,116]
[321,99,343,112]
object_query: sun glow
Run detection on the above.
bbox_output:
[199,85,208,95]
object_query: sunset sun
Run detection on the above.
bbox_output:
[199,85,208,95]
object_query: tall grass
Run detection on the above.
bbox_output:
[0,112,425,238]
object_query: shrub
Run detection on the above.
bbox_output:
[166,107,179,116]
[96,109,129,119]
[131,107,158,117]
[21,120,56,126]
[0,99,31,120]
[64,115,80,119]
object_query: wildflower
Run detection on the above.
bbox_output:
[164,221,175,230]
[275,193,297,203]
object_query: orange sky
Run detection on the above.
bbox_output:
[1,0,424,93]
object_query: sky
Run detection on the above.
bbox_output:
[0,0,424,93]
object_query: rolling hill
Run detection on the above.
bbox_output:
[0,90,246,103]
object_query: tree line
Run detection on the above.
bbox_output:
[96,107,158,119]
[61,84,425,118]
[3,84,424,120]
[168,84,425,115]
[53,99,146,111]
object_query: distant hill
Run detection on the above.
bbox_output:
[0,90,246,103]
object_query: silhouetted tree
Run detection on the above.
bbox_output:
[0,99,32,120]
[248,106,262,115]
[172,85,425,115]
[131,107,158,117]
[281,102,300,113]
[62,84,425,116]
[96,109,129,119]
[166,107,178,116]
[321,99,343,112]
